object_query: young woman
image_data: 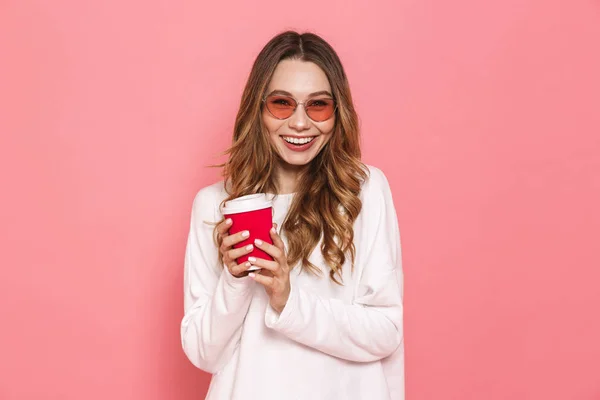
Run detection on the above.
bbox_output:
[181,31,404,400]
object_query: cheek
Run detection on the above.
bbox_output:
[262,112,285,136]
[319,134,333,149]
[317,118,336,140]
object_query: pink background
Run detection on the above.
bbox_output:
[1,0,599,399]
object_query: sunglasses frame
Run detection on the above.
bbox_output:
[262,93,337,122]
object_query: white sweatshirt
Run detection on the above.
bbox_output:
[181,165,404,400]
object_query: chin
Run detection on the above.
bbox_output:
[277,146,323,167]
[278,153,317,167]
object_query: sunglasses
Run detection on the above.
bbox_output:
[263,94,337,122]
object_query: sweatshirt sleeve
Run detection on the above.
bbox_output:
[264,167,404,363]
[180,186,255,373]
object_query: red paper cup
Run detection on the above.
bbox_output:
[222,194,274,271]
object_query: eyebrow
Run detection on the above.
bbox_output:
[267,90,333,98]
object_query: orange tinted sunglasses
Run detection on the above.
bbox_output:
[263,94,337,122]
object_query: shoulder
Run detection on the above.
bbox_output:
[361,164,393,198]
[190,180,228,220]
[193,180,227,203]
[358,164,397,220]
[356,165,400,235]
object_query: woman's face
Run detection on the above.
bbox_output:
[262,59,335,168]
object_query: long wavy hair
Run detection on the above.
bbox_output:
[215,30,367,284]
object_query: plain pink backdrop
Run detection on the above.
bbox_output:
[1,0,599,399]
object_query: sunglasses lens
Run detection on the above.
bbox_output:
[265,95,297,119]
[264,95,336,122]
[306,98,335,122]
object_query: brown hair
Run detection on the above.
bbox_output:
[215,30,367,284]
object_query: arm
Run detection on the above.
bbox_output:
[180,187,254,373]
[264,167,404,362]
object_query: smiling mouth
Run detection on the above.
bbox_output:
[281,136,316,145]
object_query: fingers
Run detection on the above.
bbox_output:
[258,268,274,278]
[225,243,254,263]
[269,227,285,251]
[216,218,233,239]
[254,236,284,262]
[219,229,251,270]
[249,271,274,287]
[221,230,250,253]
[229,261,255,278]
[248,256,279,274]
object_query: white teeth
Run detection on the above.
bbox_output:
[283,136,315,145]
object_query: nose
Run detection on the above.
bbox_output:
[287,103,311,132]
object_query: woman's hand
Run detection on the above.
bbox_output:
[248,224,291,313]
[217,218,255,278]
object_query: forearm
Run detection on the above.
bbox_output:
[181,268,254,373]
[265,280,403,363]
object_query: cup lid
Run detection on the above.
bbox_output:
[221,193,273,215]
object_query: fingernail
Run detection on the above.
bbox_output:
[242,231,250,237]
[246,262,251,267]
[270,227,276,234]
[248,257,257,263]
[249,273,256,278]
[255,239,263,246]
[226,218,232,225]
[245,244,253,251]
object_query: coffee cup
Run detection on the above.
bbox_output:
[221,193,274,271]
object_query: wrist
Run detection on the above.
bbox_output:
[271,290,291,314]
[223,266,253,290]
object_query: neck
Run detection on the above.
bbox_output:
[274,162,306,194]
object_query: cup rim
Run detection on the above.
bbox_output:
[221,193,273,215]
